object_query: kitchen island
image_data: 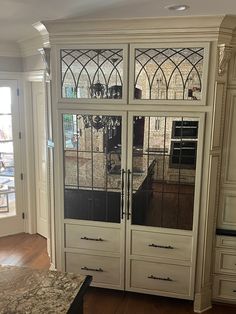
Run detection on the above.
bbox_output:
[0,265,92,314]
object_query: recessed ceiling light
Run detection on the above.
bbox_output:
[165,4,189,11]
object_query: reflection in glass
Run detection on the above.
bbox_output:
[134,47,204,100]
[63,114,122,223]
[61,49,123,99]
[131,116,198,230]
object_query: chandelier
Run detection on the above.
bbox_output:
[108,58,122,99]
[90,50,108,99]
[82,115,121,132]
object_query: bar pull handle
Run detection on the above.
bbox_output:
[148,275,173,281]
[80,236,104,242]
[81,266,103,272]
[121,169,125,219]
[148,244,174,249]
[127,169,131,219]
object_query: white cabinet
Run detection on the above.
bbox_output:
[36,14,236,313]
[213,56,236,304]
[213,235,236,303]
[61,109,204,300]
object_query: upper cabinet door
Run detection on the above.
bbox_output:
[129,43,209,106]
[62,112,127,224]
[58,45,128,104]
[127,113,204,231]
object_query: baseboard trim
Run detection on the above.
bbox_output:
[194,305,212,313]
[194,285,212,313]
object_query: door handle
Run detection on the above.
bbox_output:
[121,169,125,219]
[127,169,131,220]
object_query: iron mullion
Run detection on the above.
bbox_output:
[146,116,151,212]
[161,117,167,227]
[76,115,79,189]
[90,118,94,220]
[104,120,109,222]
[176,117,184,228]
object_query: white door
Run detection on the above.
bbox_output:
[0,80,24,236]
[32,82,48,238]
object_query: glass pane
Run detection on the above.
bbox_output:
[61,49,124,99]
[0,87,11,113]
[0,87,16,215]
[63,114,122,223]
[131,115,199,230]
[134,47,204,100]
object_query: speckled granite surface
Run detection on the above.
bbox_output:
[0,265,86,314]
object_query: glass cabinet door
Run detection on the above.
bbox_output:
[63,113,124,223]
[130,115,199,230]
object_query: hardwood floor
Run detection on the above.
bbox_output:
[0,232,50,269]
[0,233,235,314]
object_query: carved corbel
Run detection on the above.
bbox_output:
[218,44,233,76]
[38,47,51,79]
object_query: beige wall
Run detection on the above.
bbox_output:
[0,56,23,72]
[22,54,45,72]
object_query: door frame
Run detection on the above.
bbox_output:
[23,70,55,266]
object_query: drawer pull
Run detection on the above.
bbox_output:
[81,236,104,242]
[81,266,103,272]
[148,275,173,281]
[148,243,174,249]
[233,290,236,292]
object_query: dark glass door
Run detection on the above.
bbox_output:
[130,116,199,230]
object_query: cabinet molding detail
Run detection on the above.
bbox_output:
[218,192,236,228]
[224,93,236,184]
[218,44,233,76]
[228,52,236,84]
[212,82,226,149]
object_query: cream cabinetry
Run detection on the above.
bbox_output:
[64,221,124,289]
[213,235,236,303]
[127,229,193,298]
[37,14,236,313]
[213,52,236,304]
[130,230,192,261]
[61,111,203,300]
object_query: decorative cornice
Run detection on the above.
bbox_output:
[218,44,233,75]
[38,47,50,78]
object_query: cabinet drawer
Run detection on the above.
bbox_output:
[65,252,121,287]
[131,230,192,261]
[213,275,236,302]
[215,249,236,275]
[130,260,191,296]
[216,235,236,249]
[65,224,120,253]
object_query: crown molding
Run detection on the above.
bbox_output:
[35,15,236,45]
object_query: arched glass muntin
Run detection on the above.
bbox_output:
[134,47,204,100]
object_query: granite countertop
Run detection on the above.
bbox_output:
[0,265,87,314]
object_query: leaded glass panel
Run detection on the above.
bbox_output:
[61,49,124,99]
[134,47,204,100]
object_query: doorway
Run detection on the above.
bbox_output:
[0,80,24,236]
[32,81,49,239]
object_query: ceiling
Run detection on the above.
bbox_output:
[1,0,236,42]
